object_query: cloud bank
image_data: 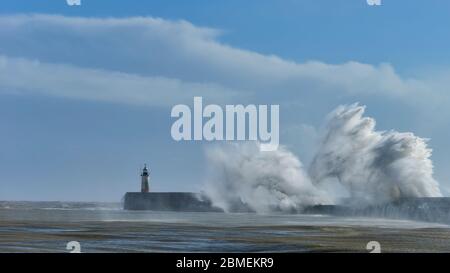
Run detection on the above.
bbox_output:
[0,14,447,109]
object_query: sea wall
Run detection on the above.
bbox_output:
[123,193,450,225]
[303,197,450,224]
[123,192,223,212]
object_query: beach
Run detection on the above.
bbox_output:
[1,201,450,253]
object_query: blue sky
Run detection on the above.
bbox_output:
[1,0,450,201]
[2,0,450,71]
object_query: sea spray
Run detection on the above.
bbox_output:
[203,143,331,213]
[309,104,442,205]
[203,104,442,212]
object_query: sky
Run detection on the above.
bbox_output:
[1,0,450,201]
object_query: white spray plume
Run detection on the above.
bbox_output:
[203,104,441,212]
[203,142,331,213]
[309,103,442,204]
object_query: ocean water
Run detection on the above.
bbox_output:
[1,201,450,253]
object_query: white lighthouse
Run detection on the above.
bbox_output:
[141,164,150,193]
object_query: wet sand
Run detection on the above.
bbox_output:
[1,202,450,253]
[1,219,450,252]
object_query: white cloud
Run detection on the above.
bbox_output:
[0,55,239,107]
[0,13,446,108]
[0,14,448,125]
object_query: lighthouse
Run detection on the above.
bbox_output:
[141,164,150,193]
[124,163,222,212]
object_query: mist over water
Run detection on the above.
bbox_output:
[204,104,442,212]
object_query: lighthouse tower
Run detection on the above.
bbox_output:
[141,164,150,193]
